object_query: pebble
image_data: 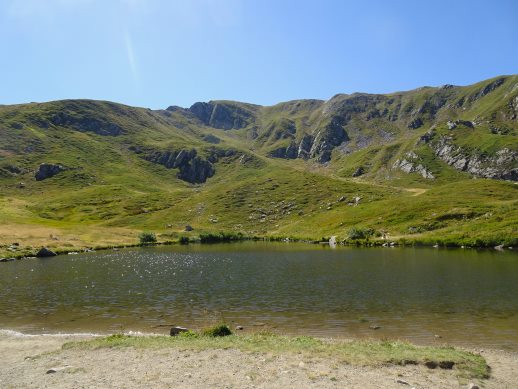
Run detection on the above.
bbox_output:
[396,379,410,385]
[298,361,305,368]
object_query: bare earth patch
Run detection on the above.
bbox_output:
[1,334,516,388]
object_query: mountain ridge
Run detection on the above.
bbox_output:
[0,74,517,256]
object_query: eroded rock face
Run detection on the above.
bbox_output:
[393,151,435,179]
[143,149,215,184]
[189,102,254,130]
[309,120,349,162]
[35,163,65,181]
[468,77,505,102]
[432,137,518,181]
[141,147,237,184]
[50,112,123,136]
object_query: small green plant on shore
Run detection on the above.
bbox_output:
[139,232,157,245]
[347,227,375,240]
[178,236,190,245]
[202,324,232,337]
[199,232,244,243]
[178,330,199,338]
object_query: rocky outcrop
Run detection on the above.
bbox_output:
[189,102,255,130]
[468,77,505,102]
[432,137,518,180]
[140,147,237,184]
[297,134,314,159]
[268,142,298,159]
[393,151,435,179]
[35,163,65,181]
[309,119,349,162]
[177,154,215,183]
[447,120,474,130]
[408,118,423,129]
[50,112,123,136]
[143,149,215,184]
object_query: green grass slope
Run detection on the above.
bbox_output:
[0,76,517,257]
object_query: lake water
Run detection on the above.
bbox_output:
[1,242,518,350]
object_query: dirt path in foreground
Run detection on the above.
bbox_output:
[1,334,517,389]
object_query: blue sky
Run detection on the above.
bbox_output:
[1,0,517,108]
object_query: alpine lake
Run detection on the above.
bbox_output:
[1,242,517,350]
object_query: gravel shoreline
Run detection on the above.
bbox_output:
[1,333,517,388]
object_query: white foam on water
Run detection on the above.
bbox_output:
[0,329,103,338]
[0,329,162,338]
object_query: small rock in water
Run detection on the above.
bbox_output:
[235,325,244,330]
[170,326,189,336]
[434,334,442,339]
[369,325,381,330]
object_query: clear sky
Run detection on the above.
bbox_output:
[1,0,517,109]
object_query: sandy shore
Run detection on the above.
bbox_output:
[1,332,517,389]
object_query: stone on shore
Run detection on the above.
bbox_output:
[36,247,57,257]
[170,326,189,336]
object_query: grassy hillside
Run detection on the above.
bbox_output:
[1,75,517,257]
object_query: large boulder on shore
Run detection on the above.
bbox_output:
[36,247,57,257]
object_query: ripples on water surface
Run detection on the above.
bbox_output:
[1,242,517,349]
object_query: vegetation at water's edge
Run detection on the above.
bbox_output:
[63,332,489,380]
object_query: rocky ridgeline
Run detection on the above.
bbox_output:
[188,101,256,130]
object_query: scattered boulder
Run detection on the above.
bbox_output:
[36,247,57,257]
[0,258,15,262]
[35,163,65,181]
[170,326,189,336]
[184,225,193,231]
[352,166,365,177]
[468,383,480,389]
[369,325,381,330]
[425,361,438,369]
[396,379,410,385]
[235,325,244,330]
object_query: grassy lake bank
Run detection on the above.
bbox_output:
[3,331,518,388]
